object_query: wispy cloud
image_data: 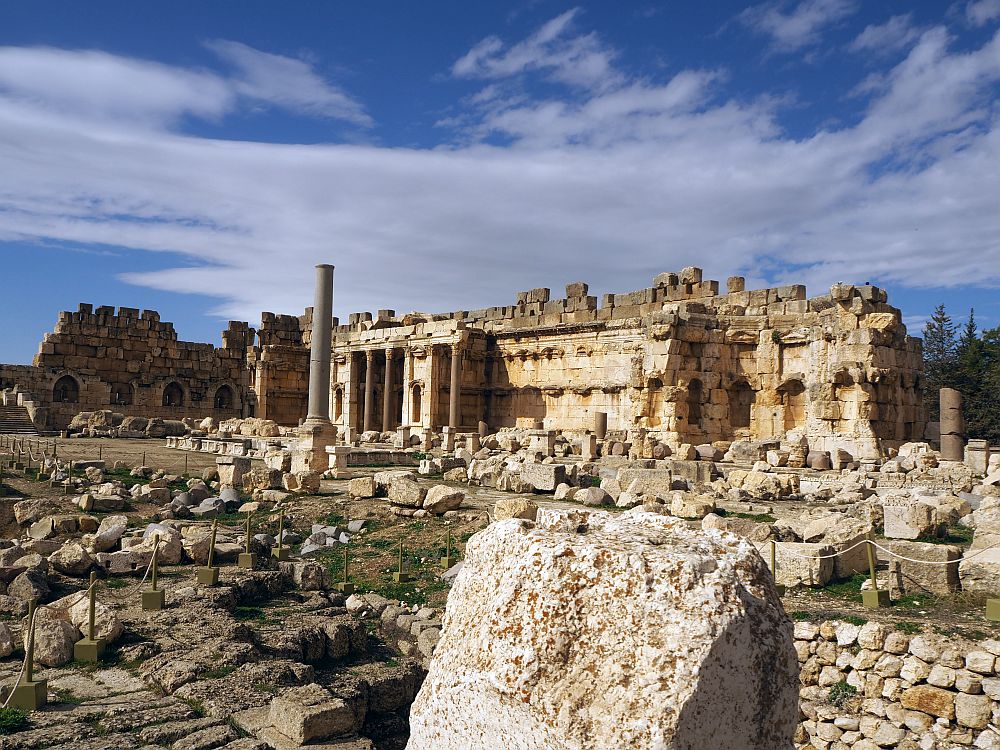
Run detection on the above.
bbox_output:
[205,40,371,126]
[849,14,922,56]
[452,8,621,91]
[967,0,1000,27]
[739,0,859,53]
[0,41,370,130]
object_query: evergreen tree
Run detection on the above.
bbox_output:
[921,304,957,422]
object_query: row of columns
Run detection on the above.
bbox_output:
[359,342,463,432]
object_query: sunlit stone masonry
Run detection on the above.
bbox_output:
[1,267,924,460]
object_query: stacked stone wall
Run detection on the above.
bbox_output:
[795,619,1000,749]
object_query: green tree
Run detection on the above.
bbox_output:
[921,304,957,422]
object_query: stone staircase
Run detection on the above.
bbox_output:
[0,405,38,435]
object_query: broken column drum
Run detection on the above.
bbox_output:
[939,387,965,461]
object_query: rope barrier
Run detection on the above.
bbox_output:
[772,537,1000,567]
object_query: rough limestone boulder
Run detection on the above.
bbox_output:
[24,619,79,667]
[93,515,129,553]
[423,486,464,515]
[407,509,798,750]
[48,542,93,576]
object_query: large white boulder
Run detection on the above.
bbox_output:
[407,509,798,750]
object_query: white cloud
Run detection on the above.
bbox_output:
[740,0,859,53]
[0,18,999,332]
[205,40,371,125]
[452,8,621,91]
[0,42,369,130]
[849,14,922,55]
[967,0,1000,27]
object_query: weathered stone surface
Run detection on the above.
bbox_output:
[493,497,538,522]
[520,462,567,492]
[268,683,360,744]
[348,476,376,498]
[93,514,128,553]
[407,509,798,750]
[388,478,427,508]
[24,618,79,667]
[757,542,835,588]
[49,542,93,576]
[883,499,936,540]
[670,492,715,519]
[900,684,956,719]
[423,486,464,515]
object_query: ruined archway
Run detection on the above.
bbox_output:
[162,382,184,408]
[411,383,422,424]
[53,375,79,404]
[214,385,234,410]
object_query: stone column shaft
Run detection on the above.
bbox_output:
[306,264,334,424]
[449,343,461,428]
[382,348,395,432]
[363,350,376,433]
[940,387,965,461]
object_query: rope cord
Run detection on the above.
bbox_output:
[773,538,1000,566]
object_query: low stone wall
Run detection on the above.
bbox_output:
[795,619,1000,749]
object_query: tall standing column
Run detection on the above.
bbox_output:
[363,350,376,432]
[306,264,334,425]
[449,342,462,428]
[382,348,395,432]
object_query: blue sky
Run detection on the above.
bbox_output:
[2,0,999,362]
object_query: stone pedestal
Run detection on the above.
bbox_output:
[74,637,106,663]
[966,439,991,475]
[197,566,219,586]
[582,432,597,462]
[395,426,411,449]
[10,678,47,711]
[940,387,965,461]
[217,455,251,489]
[442,426,456,452]
[421,430,434,452]
[142,589,165,611]
[326,445,353,479]
[467,434,481,453]
[292,422,338,475]
[478,421,488,438]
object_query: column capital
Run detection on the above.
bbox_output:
[365,349,376,362]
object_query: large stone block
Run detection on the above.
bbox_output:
[267,683,359,744]
[882,499,935,540]
[757,542,835,588]
[885,540,960,596]
[407,509,799,749]
[520,462,567,492]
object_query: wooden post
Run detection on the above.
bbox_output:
[11,598,48,710]
[272,509,290,560]
[142,534,166,610]
[238,512,256,569]
[197,519,220,586]
[74,572,106,662]
[862,539,889,608]
[335,545,355,594]
[393,540,413,583]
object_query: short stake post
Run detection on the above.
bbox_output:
[440,530,455,570]
[335,545,354,594]
[11,599,47,711]
[862,539,889,609]
[393,540,413,583]
[142,534,166,611]
[197,519,220,586]
[272,509,290,561]
[238,512,257,569]
[770,539,785,597]
[74,572,106,662]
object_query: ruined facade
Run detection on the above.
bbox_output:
[0,304,252,429]
[1,269,924,456]
[253,267,924,459]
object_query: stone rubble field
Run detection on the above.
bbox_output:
[0,429,999,748]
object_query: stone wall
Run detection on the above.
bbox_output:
[794,619,1000,749]
[0,304,252,430]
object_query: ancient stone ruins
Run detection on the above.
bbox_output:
[0,264,997,750]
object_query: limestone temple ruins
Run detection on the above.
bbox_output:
[1,266,924,460]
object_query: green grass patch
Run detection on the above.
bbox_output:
[0,707,26,735]
[814,574,867,601]
[828,681,857,708]
[916,525,974,546]
[895,621,922,635]
[840,615,868,626]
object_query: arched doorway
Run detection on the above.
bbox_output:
[333,387,344,422]
[111,383,133,406]
[214,385,234,410]
[647,377,664,426]
[779,380,807,431]
[53,375,79,404]
[162,382,184,407]
[729,381,755,431]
